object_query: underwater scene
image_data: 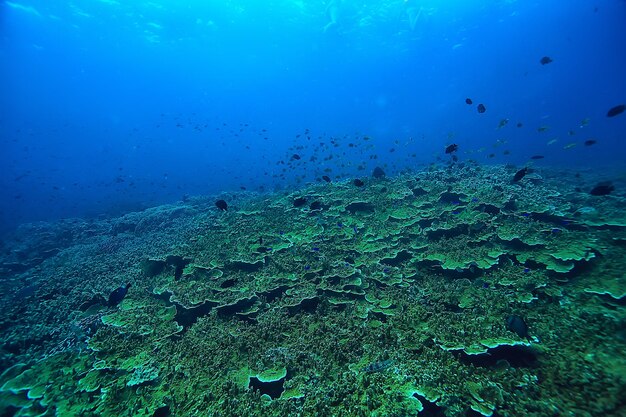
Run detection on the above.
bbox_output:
[1,0,626,416]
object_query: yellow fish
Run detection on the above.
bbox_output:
[563,142,577,150]
[547,138,558,145]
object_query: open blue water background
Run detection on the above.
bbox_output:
[1,0,625,235]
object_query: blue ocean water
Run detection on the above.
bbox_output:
[1,0,625,234]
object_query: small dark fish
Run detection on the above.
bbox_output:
[506,314,529,339]
[291,153,301,160]
[215,199,228,211]
[540,56,553,65]
[293,197,307,207]
[590,182,614,196]
[584,139,597,146]
[606,104,625,118]
[353,179,365,187]
[445,144,458,154]
[530,155,545,160]
[372,166,386,179]
[516,122,523,128]
[465,98,473,105]
[513,167,529,182]
[108,283,131,307]
[322,175,331,183]
[477,104,486,113]
[310,201,322,210]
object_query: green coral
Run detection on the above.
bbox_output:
[1,164,625,417]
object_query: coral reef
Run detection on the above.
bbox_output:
[1,164,625,416]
